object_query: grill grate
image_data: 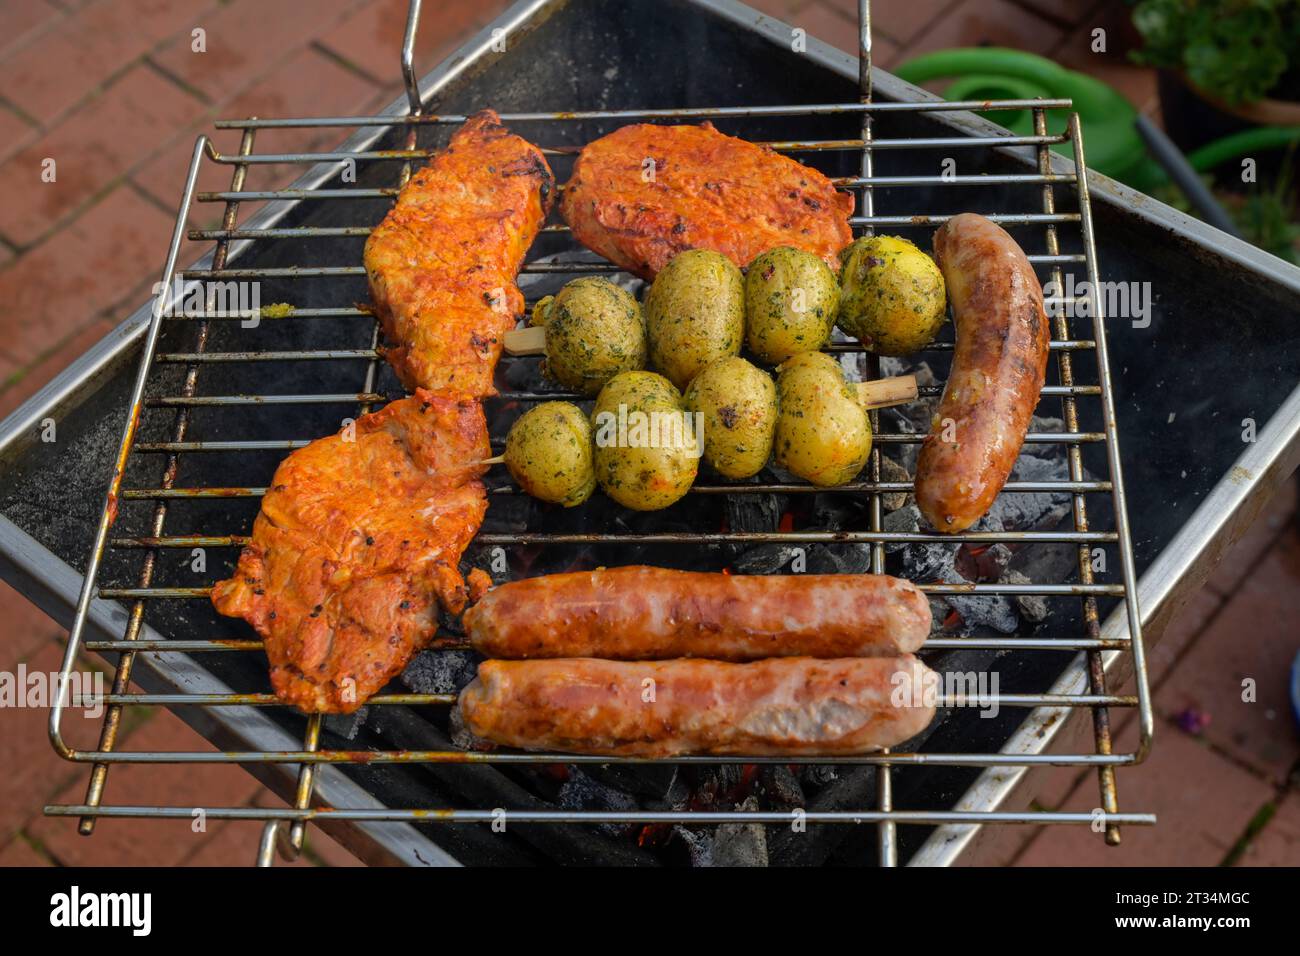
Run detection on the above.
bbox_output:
[46,0,1154,866]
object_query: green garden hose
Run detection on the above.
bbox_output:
[893,48,1151,185]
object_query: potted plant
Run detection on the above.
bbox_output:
[1131,0,1300,151]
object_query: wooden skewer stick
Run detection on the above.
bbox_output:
[502,325,547,356]
[480,454,506,466]
[855,373,918,410]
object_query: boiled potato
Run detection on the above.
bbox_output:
[744,247,838,364]
[503,402,595,507]
[643,249,744,390]
[684,357,777,479]
[774,351,871,487]
[837,235,946,356]
[591,371,700,510]
[531,277,645,395]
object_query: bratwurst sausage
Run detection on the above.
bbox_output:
[915,213,1050,533]
[461,566,932,660]
[457,655,937,757]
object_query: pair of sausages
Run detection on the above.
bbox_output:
[456,567,937,757]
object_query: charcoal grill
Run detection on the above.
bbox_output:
[3,0,1298,866]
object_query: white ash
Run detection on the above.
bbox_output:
[711,796,770,867]
[401,649,481,695]
[672,826,715,867]
[879,454,911,512]
[1004,569,1051,622]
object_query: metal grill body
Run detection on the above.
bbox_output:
[35,0,1170,866]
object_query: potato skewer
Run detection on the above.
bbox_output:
[478,371,916,497]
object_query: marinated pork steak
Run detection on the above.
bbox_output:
[212,392,491,713]
[560,121,854,280]
[365,109,554,398]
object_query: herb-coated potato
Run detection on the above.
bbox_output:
[530,277,646,395]
[643,249,744,390]
[774,351,871,487]
[683,356,777,479]
[837,235,947,356]
[503,402,596,507]
[591,371,700,510]
[744,247,838,364]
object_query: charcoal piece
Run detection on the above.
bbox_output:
[323,707,369,740]
[759,764,805,809]
[806,543,873,574]
[1004,569,1051,622]
[725,484,785,533]
[583,763,680,802]
[401,649,482,696]
[883,503,921,553]
[672,826,714,866]
[811,491,866,529]
[767,767,877,866]
[557,770,640,839]
[730,542,802,574]
[475,494,534,533]
[879,454,911,512]
[711,797,769,867]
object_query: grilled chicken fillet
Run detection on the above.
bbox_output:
[211,392,491,713]
[560,121,854,279]
[365,109,554,398]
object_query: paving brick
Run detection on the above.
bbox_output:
[1207,477,1298,599]
[744,0,809,22]
[0,186,172,368]
[1235,793,1300,867]
[0,65,203,248]
[0,834,54,866]
[1145,587,1225,689]
[0,641,111,847]
[789,1,860,56]
[317,0,500,88]
[1,0,217,125]
[150,0,363,106]
[182,817,311,867]
[0,0,62,63]
[1013,0,1105,26]
[787,1,901,66]
[1157,528,1300,784]
[0,578,64,664]
[850,0,957,46]
[1016,718,1275,866]
[896,0,1065,60]
[135,45,381,212]
[0,102,39,166]
[955,811,1042,866]
[0,316,119,422]
[30,708,263,866]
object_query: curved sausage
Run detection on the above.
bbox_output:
[461,566,932,660]
[457,655,937,757]
[915,213,1050,533]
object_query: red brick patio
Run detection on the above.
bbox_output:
[0,0,1294,866]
